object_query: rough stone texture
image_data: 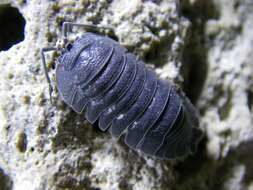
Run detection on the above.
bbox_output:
[0,0,252,190]
[197,0,253,158]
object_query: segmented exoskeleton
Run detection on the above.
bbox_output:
[42,22,202,159]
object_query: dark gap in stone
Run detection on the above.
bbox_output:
[143,34,175,66]
[180,0,219,104]
[218,88,233,120]
[236,140,253,186]
[0,4,26,51]
[247,89,253,111]
[0,168,13,190]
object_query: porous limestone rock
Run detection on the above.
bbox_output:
[0,0,252,190]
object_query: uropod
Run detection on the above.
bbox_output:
[41,22,203,159]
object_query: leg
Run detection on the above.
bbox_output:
[41,47,58,104]
[62,21,114,40]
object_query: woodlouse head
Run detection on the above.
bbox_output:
[55,33,113,109]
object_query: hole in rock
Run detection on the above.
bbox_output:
[0,168,12,190]
[181,0,219,104]
[0,4,26,51]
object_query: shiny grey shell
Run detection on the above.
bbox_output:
[56,33,202,159]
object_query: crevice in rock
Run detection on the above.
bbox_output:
[0,4,26,51]
[180,0,219,104]
[15,131,28,153]
[236,140,253,186]
[172,136,240,190]
[218,88,233,121]
[0,168,13,190]
[246,89,253,112]
[143,33,176,66]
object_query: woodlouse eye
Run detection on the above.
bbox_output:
[66,43,73,51]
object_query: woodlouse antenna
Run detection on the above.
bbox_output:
[62,21,114,41]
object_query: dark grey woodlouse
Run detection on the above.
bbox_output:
[42,22,203,159]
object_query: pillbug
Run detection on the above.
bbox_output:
[41,22,203,159]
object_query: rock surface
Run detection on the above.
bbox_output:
[0,0,252,190]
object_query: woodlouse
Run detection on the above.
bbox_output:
[42,22,203,159]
